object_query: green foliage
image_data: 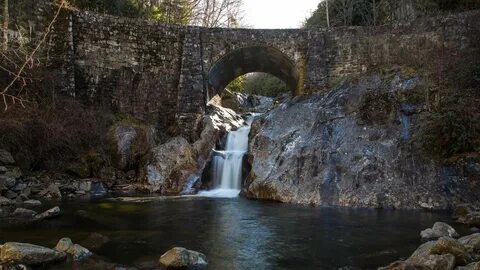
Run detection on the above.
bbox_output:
[242,73,288,97]
[226,75,246,93]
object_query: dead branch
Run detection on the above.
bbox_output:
[1,0,66,111]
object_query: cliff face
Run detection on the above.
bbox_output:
[242,73,480,209]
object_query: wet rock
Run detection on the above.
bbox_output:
[455,205,478,219]
[68,244,92,261]
[4,190,17,200]
[0,175,16,189]
[0,150,15,165]
[0,242,66,265]
[0,196,14,206]
[406,241,456,270]
[39,184,62,200]
[243,74,479,209]
[15,195,29,203]
[22,200,41,208]
[455,262,480,270]
[12,208,37,218]
[79,233,109,251]
[158,247,207,270]
[421,222,460,241]
[35,206,61,220]
[430,237,473,265]
[54,238,92,261]
[4,168,22,180]
[0,166,7,174]
[146,137,198,194]
[110,123,155,171]
[454,205,480,227]
[0,264,30,269]
[458,234,480,259]
[220,89,249,113]
[378,260,426,270]
[54,238,74,252]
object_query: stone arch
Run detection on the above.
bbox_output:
[207,46,301,97]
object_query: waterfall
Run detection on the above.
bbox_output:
[199,114,256,198]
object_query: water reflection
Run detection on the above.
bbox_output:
[0,198,458,269]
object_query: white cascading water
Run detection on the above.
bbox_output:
[199,115,256,198]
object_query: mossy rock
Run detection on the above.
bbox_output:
[359,90,398,125]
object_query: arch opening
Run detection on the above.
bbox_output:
[207,46,300,98]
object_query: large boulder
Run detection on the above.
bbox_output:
[146,137,198,194]
[109,123,155,171]
[421,222,460,241]
[54,238,92,261]
[0,150,15,165]
[158,247,207,270]
[0,242,66,265]
[406,241,456,270]
[456,262,480,270]
[379,260,428,270]
[454,205,480,227]
[459,234,480,260]
[193,105,244,173]
[0,175,16,189]
[430,237,473,265]
[243,73,480,209]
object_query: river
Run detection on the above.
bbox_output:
[0,197,458,269]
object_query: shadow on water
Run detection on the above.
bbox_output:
[0,197,459,269]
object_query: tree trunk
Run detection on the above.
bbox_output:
[2,0,8,51]
[326,0,330,27]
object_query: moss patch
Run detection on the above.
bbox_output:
[359,91,398,125]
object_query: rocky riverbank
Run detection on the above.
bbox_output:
[381,212,480,270]
[0,237,207,270]
[242,71,480,210]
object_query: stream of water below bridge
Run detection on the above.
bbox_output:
[0,197,464,270]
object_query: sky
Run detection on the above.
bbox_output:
[242,0,320,29]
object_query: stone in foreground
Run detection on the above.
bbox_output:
[12,208,37,218]
[54,238,92,261]
[0,242,66,265]
[421,222,460,241]
[35,206,61,220]
[158,247,207,269]
[406,241,456,270]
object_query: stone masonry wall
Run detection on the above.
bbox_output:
[34,3,480,138]
[73,12,185,128]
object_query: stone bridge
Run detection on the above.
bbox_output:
[33,3,479,139]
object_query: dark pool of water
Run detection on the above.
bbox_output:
[0,197,462,270]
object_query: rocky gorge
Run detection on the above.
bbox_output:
[242,71,480,210]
